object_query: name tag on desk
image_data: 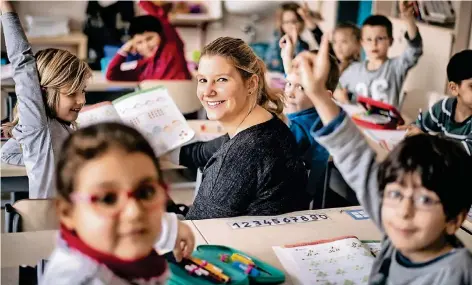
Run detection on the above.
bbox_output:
[227,213,330,230]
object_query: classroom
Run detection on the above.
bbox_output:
[1,0,472,284]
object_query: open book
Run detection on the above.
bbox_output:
[273,236,380,285]
[77,86,195,156]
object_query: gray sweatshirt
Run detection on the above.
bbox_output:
[339,32,423,108]
[1,138,24,166]
[1,13,72,198]
[314,112,472,285]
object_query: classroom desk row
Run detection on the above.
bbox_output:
[2,207,471,285]
[1,71,139,93]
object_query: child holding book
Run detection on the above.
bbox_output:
[264,2,324,74]
[1,1,92,198]
[105,1,191,81]
[41,122,195,284]
[402,49,472,155]
[338,1,423,107]
[295,34,472,284]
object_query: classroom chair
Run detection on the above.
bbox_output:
[319,159,359,209]
[140,80,203,116]
[4,199,58,285]
[4,199,58,233]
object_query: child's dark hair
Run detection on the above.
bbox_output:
[362,15,393,39]
[447,49,472,84]
[308,50,340,92]
[129,15,164,38]
[56,122,163,201]
[334,22,361,42]
[378,134,472,220]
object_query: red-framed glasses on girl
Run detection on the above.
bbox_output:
[71,179,167,217]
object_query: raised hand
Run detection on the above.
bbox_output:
[0,0,15,13]
[399,1,415,21]
[294,35,331,97]
[297,1,318,30]
[279,34,295,61]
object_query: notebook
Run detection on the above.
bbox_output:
[77,86,195,156]
[273,236,380,285]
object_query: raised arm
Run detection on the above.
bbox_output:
[179,135,229,169]
[296,36,384,230]
[1,5,48,129]
[395,1,423,73]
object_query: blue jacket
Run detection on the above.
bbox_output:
[287,108,329,193]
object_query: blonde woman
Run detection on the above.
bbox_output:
[1,2,91,198]
[172,37,309,220]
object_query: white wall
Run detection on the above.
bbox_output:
[2,1,338,58]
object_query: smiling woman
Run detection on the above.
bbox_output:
[176,37,309,220]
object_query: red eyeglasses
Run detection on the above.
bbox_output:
[71,180,167,217]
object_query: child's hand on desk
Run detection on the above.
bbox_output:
[397,124,423,137]
[173,221,195,262]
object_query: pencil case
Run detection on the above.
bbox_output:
[167,245,285,285]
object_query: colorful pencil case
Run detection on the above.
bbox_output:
[351,96,404,130]
[167,245,285,285]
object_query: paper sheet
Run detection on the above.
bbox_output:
[273,237,376,285]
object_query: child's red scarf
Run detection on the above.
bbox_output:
[61,225,168,282]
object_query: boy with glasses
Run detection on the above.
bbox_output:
[294,35,472,284]
[337,1,423,108]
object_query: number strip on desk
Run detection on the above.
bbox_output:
[227,213,329,230]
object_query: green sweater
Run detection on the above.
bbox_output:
[415,97,472,155]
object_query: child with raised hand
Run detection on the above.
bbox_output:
[331,22,361,74]
[264,1,324,74]
[338,1,423,107]
[295,34,472,285]
[1,1,91,198]
[105,0,191,81]
[280,39,340,196]
[401,50,472,155]
[42,122,195,284]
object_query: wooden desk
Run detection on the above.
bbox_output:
[87,71,139,92]
[1,71,139,93]
[192,206,472,285]
[1,221,206,268]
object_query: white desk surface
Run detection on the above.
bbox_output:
[192,206,472,285]
[0,120,224,178]
[0,220,206,269]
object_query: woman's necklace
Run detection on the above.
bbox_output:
[233,99,257,138]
